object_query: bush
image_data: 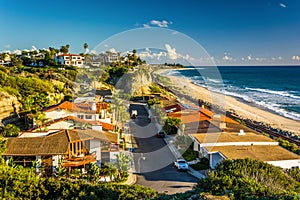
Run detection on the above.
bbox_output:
[196,158,300,199]
[163,117,181,135]
[3,124,20,137]
[149,84,162,93]
[0,163,158,199]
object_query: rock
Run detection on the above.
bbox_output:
[0,91,21,122]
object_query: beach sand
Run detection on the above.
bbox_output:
[154,69,300,135]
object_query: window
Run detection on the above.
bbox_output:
[78,115,84,119]
[77,56,81,59]
[65,56,70,60]
[77,61,82,64]
[85,115,92,119]
[65,61,70,64]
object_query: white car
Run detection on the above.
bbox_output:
[174,159,189,171]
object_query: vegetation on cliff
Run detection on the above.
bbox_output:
[196,158,300,199]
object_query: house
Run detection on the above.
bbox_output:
[190,129,300,169]
[3,129,120,175]
[27,115,114,132]
[102,51,120,64]
[54,54,85,67]
[42,101,110,124]
[168,108,239,134]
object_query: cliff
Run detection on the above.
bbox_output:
[115,67,152,96]
[0,91,21,122]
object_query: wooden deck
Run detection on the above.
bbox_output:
[61,154,96,167]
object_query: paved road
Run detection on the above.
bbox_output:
[129,103,198,194]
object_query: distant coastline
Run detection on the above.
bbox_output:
[154,67,300,135]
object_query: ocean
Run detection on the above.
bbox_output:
[164,66,300,121]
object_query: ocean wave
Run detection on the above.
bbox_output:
[246,87,300,100]
[254,101,300,121]
[163,70,181,76]
[207,87,300,121]
[204,78,223,84]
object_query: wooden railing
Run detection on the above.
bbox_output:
[61,154,96,167]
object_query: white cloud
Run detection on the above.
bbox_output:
[279,3,286,8]
[150,20,170,27]
[137,49,167,61]
[104,44,109,48]
[31,45,38,52]
[223,55,232,61]
[143,19,172,28]
[90,50,97,55]
[165,44,179,60]
[292,56,300,60]
[4,44,10,48]
[109,48,117,53]
[13,49,22,55]
[247,55,252,60]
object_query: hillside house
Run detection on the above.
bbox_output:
[54,54,85,67]
[191,129,300,169]
[3,129,120,175]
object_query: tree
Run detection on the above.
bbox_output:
[32,111,47,130]
[86,162,100,182]
[163,117,181,135]
[196,158,300,199]
[3,124,20,137]
[115,152,133,181]
[103,162,118,181]
[0,135,7,163]
[60,44,70,54]
[83,43,88,53]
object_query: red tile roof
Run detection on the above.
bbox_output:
[168,108,238,124]
[43,101,107,114]
[56,54,82,57]
[28,115,114,132]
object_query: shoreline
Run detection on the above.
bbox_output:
[154,68,300,135]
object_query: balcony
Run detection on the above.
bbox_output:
[61,154,96,167]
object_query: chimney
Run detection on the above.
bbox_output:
[219,122,226,130]
[237,129,245,136]
[92,102,97,111]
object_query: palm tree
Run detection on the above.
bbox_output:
[84,43,88,53]
[116,152,133,181]
[103,162,118,181]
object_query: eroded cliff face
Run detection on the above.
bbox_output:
[0,91,21,122]
[115,67,152,96]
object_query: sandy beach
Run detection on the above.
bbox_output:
[154,69,300,135]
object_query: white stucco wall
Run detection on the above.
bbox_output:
[89,139,101,163]
[267,159,300,169]
[47,121,74,130]
[45,110,73,120]
[92,125,102,131]
[201,141,278,147]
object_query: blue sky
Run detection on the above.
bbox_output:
[1,0,300,65]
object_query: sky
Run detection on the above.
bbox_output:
[1,0,300,65]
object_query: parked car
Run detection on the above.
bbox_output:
[156,131,165,138]
[174,159,189,171]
